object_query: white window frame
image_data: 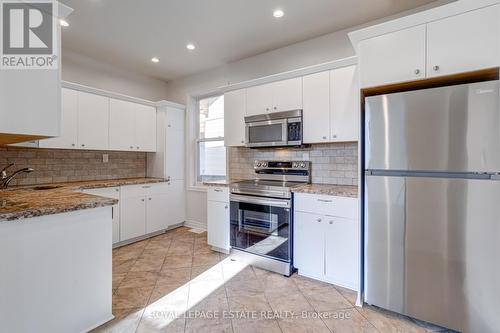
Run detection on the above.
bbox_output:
[193,93,227,186]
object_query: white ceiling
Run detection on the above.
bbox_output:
[60,0,441,81]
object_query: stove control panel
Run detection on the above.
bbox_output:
[254,160,310,170]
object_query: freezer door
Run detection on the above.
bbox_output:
[365,80,500,172]
[365,175,500,333]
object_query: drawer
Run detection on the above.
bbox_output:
[121,182,170,197]
[294,193,358,219]
[82,186,120,200]
[207,186,230,203]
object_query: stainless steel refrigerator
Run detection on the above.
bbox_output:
[364,80,500,333]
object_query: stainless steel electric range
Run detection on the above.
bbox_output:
[229,160,311,276]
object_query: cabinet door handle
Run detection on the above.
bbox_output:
[414,69,420,75]
[433,65,440,71]
[322,136,327,140]
[273,106,277,110]
[142,185,151,189]
[318,199,332,203]
[130,146,134,149]
[266,108,270,111]
[316,218,322,222]
[214,188,223,192]
[149,197,152,201]
[225,205,228,209]
[71,143,75,147]
[141,198,145,202]
[332,134,337,139]
[81,144,85,147]
[115,188,119,192]
[329,221,333,225]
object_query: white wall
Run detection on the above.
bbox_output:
[166,0,454,228]
[62,50,170,101]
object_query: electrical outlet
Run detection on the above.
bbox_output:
[102,154,109,163]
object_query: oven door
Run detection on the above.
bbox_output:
[245,119,288,147]
[230,194,291,262]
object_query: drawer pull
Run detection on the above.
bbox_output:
[317,199,332,203]
[214,188,223,192]
[316,218,322,223]
[142,185,151,189]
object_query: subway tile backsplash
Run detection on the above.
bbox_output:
[0,147,146,186]
[229,142,358,185]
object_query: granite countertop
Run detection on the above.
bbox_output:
[292,184,358,198]
[0,178,168,222]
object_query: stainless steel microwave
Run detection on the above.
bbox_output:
[245,110,303,148]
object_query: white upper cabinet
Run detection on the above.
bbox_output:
[224,89,246,146]
[39,88,78,149]
[245,77,303,116]
[302,71,330,143]
[272,77,303,112]
[359,25,426,88]
[330,65,359,142]
[426,5,500,78]
[135,104,157,152]
[246,83,273,116]
[109,98,136,151]
[77,91,109,150]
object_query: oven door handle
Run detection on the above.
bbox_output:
[230,194,291,208]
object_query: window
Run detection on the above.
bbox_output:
[197,95,226,183]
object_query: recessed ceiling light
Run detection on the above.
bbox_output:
[59,19,69,27]
[186,43,196,50]
[151,57,160,63]
[273,9,284,18]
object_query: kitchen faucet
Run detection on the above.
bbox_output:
[1,164,35,189]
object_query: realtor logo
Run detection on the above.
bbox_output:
[1,0,58,69]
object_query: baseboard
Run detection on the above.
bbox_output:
[183,219,207,231]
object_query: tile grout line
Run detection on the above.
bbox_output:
[221,256,236,333]
[251,266,285,333]
[290,276,334,333]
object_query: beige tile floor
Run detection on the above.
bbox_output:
[92,227,453,333]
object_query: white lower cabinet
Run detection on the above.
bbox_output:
[120,195,147,241]
[294,193,359,290]
[207,187,230,253]
[81,186,121,243]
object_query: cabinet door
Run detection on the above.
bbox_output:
[359,25,426,88]
[330,65,359,142]
[224,89,246,146]
[77,91,109,150]
[165,107,185,131]
[39,88,78,149]
[294,211,325,278]
[112,205,120,244]
[109,99,136,151]
[120,196,146,241]
[164,126,185,181]
[325,217,359,290]
[207,200,230,251]
[146,193,169,234]
[302,71,330,143]
[246,84,273,116]
[427,5,500,78]
[271,77,303,112]
[165,180,186,227]
[135,104,157,152]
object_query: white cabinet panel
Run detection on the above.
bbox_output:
[294,211,325,278]
[330,65,359,142]
[120,196,146,241]
[165,107,185,130]
[165,180,186,228]
[427,5,500,78]
[224,89,246,146]
[164,126,185,181]
[77,91,109,150]
[302,71,330,143]
[246,84,273,116]
[207,187,230,203]
[109,99,136,151]
[146,193,169,234]
[112,205,120,244]
[39,88,78,149]
[272,77,303,112]
[359,25,426,88]
[135,104,157,152]
[325,217,359,290]
[207,200,230,251]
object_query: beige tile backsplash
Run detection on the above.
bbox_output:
[0,147,146,186]
[229,142,358,185]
